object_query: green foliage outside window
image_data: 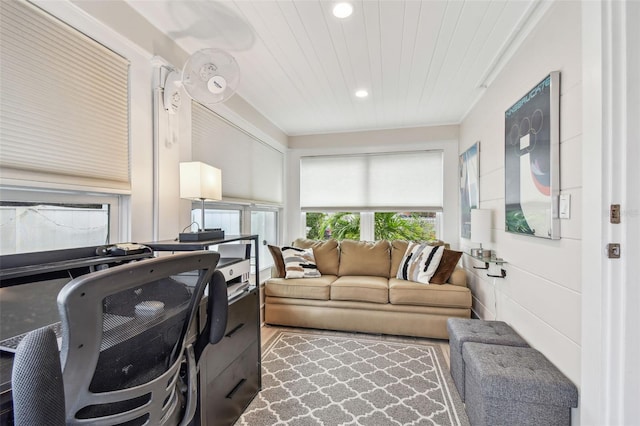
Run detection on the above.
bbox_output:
[306,212,435,241]
[374,212,435,241]
[305,212,326,239]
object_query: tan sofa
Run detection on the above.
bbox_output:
[264,239,472,340]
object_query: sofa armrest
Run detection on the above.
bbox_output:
[448,267,467,287]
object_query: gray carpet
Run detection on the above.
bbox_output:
[236,330,469,426]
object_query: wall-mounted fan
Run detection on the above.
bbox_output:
[163,48,240,113]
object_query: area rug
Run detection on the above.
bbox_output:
[235,330,469,426]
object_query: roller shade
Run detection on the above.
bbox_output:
[0,0,130,191]
[300,151,443,211]
[192,102,283,205]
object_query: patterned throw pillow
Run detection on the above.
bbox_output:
[281,246,321,279]
[396,243,445,284]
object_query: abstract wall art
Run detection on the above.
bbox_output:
[460,141,479,239]
[504,72,560,239]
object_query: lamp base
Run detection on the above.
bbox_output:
[179,229,224,242]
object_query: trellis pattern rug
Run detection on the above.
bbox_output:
[235,331,469,426]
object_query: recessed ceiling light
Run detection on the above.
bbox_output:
[333,2,353,19]
[355,89,368,98]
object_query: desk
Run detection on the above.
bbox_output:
[0,247,155,425]
[0,238,262,426]
[146,235,262,426]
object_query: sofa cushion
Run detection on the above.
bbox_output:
[267,245,286,278]
[338,240,390,277]
[396,243,445,284]
[293,238,340,276]
[430,249,463,284]
[389,278,472,308]
[330,276,389,304]
[282,246,321,279]
[448,267,467,287]
[265,276,337,300]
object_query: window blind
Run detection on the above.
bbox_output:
[192,102,283,205]
[300,151,443,211]
[0,0,130,191]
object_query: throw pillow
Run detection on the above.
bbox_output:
[396,243,445,284]
[292,238,340,275]
[267,245,286,278]
[429,249,463,284]
[281,246,321,279]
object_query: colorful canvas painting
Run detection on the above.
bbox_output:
[504,72,560,239]
[460,142,479,239]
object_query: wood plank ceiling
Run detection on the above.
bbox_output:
[127,0,543,136]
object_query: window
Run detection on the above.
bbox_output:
[305,212,361,240]
[305,211,440,241]
[0,189,122,255]
[0,1,131,253]
[189,205,242,235]
[251,209,278,268]
[0,202,109,255]
[192,103,283,205]
[189,203,280,270]
[300,151,443,211]
[190,102,284,274]
[0,0,130,192]
[301,151,443,241]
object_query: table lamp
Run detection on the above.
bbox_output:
[179,161,223,242]
[470,208,491,258]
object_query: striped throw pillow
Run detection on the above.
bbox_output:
[396,243,445,284]
[281,246,321,279]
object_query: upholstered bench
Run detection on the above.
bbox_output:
[463,343,578,426]
[447,318,529,401]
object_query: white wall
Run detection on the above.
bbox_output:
[287,125,459,245]
[459,0,582,421]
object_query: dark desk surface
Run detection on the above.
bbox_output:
[145,234,258,252]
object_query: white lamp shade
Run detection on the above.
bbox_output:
[470,208,491,244]
[179,161,222,201]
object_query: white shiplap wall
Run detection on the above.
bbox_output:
[458,0,583,414]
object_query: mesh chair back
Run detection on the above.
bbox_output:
[56,251,219,426]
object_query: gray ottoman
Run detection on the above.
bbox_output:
[463,343,578,426]
[447,318,529,401]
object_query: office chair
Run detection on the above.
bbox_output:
[12,251,228,426]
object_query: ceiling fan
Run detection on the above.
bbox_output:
[163,48,240,113]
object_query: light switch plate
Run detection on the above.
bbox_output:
[559,194,571,219]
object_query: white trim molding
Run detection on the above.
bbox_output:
[581,1,640,424]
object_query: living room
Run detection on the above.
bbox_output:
[0,1,637,425]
